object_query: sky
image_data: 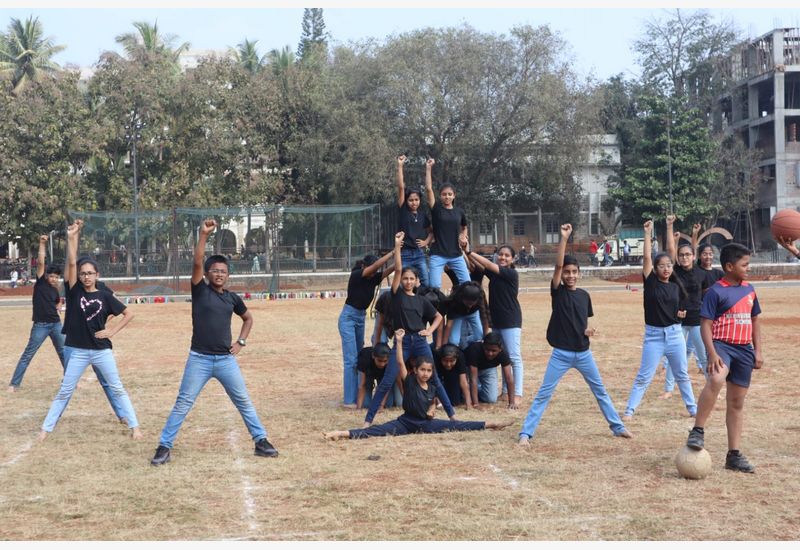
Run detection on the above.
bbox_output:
[1,3,800,81]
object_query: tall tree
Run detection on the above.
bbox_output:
[0,16,64,95]
[297,8,328,61]
[231,38,265,75]
[115,20,190,64]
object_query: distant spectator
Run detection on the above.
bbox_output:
[623,240,631,265]
[589,240,598,266]
[10,268,18,288]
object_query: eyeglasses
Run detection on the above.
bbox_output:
[208,269,228,275]
[78,272,97,277]
[677,253,693,258]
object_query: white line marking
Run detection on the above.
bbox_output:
[488,463,519,489]
[228,431,258,534]
[1,439,33,469]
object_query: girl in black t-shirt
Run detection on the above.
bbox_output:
[339,249,395,408]
[396,155,432,287]
[439,281,489,349]
[465,242,523,409]
[325,329,511,440]
[623,217,697,420]
[435,344,472,409]
[697,242,725,288]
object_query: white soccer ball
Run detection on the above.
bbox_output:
[675,445,712,480]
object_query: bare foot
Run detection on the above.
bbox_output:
[118,417,127,425]
[659,392,673,399]
[37,430,48,442]
[340,403,357,410]
[486,419,514,430]
[7,385,17,393]
[131,427,143,440]
[621,415,632,422]
[614,429,633,439]
[518,435,531,446]
[323,430,349,441]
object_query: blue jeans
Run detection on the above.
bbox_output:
[42,346,139,432]
[401,248,429,288]
[61,346,126,420]
[428,254,470,289]
[520,348,626,438]
[664,325,708,392]
[624,324,697,417]
[10,321,66,387]
[159,351,267,448]
[496,327,523,397]
[338,304,366,405]
[448,311,483,348]
[365,332,453,424]
[372,311,389,345]
[362,379,402,409]
[473,367,500,403]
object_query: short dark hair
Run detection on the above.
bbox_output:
[483,331,504,348]
[45,265,63,276]
[440,344,460,358]
[719,243,751,270]
[438,182,455,194]
[77,258,99,273]
[563,254,580,269]
[372,343,391,358]
[204,254,229,272]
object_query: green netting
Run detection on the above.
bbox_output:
[66,204,382,293]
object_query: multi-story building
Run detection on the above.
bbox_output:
[714,28,800,248]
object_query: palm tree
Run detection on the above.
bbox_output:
[230,38,265,75]
[0,16,65,95]
[267,45,295,77]
[115,20,190,63]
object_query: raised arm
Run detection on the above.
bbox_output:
[691,223,701,255]
[642,220,653,278]
[66,220,83,288]
[361,248,395,279]
[552,223,572,289]
[390,231,405,293]
[424,158,435,208]
[36,235,48,278]
[396,155,407,207]
[193,219,217,285]
[394,329,408,381]
[466,242,500,275]
[665,214,677,263]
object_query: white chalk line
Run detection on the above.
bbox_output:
[488,463,520,490]
[228,430,259,535]
[1,439,33,470]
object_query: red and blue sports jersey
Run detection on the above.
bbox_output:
[700,279,761,345]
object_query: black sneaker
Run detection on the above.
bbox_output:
[254,438,279,457]
[150,445,171,466]
[686,428,705,450]
[725,451,755,473]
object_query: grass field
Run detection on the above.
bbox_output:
[1,284,798,541]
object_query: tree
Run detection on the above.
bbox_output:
[297,8,328,61]
[115,20,190,64]
[0,16,65,95]
[230,38,265,75]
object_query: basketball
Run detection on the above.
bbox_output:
[770,209,800,241]
[675,446,712,480]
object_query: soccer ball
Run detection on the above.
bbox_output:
[675,446,712,480]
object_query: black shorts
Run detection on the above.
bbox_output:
[713,340,755,388]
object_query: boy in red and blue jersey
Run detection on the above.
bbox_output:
[686,243,763,473]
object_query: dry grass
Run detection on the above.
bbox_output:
[1,285,799,541]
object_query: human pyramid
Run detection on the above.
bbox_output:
[10,154,800,472]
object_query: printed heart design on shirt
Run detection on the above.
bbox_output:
[80,296,104,321]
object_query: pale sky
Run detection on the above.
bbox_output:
[1,3,800,81]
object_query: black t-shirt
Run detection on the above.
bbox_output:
[546,284,593,352]
[191,280,247,355]
[345,267,382,311]
[398,206,431,250]
[430,204,467,258]
[402,374,436,420]
[32,275,61,323]
[702,267,725,291]
[486,267,522,329]
[63,283,126,349]
[391,287,437,333]
[464,341,511,371]
[674,266,704,326]
[642,272,680,327]
[374,289,394,335]
[435,349,467,405]
[470,267,486,286]
[442,282,484,319]
[356,347,388,390]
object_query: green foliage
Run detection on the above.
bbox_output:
[0,16,65,95]
[297,8,327,61]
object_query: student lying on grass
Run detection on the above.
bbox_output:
[324,328,512,441]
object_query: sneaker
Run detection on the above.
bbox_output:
[150,445,171,466]
[686,428,704,450]
[254,438,279,457]
[725,451,755,473]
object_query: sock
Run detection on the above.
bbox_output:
[727,449,740,456]
[691,427,704,434]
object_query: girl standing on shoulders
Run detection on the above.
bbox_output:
[622,216,697,421]
[396,155,432,287]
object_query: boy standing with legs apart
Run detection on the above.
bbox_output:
[39,220,141,440]
[519,224,631,445]
[151,219,277,465]
[686,243,762,473]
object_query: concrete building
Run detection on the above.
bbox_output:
[714,28,800,248]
